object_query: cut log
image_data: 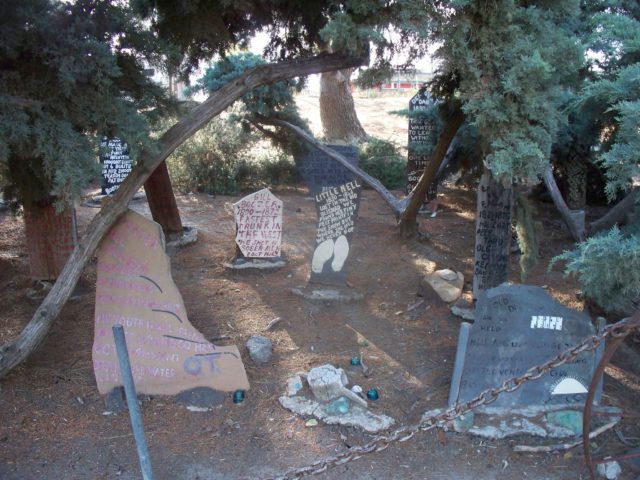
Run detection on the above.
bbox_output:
[0,52,368,378]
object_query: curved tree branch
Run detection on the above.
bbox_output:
[0,52,367,378]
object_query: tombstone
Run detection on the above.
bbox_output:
[298,145,359,196]
[100,137,133,195]
[406,88,438,211]
[93,210,249,396]
[473,170,513,299]
[449,283,602,411]
[292,180,363,300]
[225,188,285,270]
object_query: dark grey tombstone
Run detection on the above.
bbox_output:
[100,137,132,195]
[310,180,362,286]
[450,283,601,409]
[473,170,513,298]
[298,145,359,197]
[406,88,438,203]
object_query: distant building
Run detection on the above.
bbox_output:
[378,70,433,91]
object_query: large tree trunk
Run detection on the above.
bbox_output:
[23,199,77,280]
[144,160,183,235]
[0,52,367,378]
[319,69,367,143]
[398,106,464,238]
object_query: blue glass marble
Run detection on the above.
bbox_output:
[350,356,361,366]
[233,389,245,404]
[366,389,379,401]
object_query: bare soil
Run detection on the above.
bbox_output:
[0,93,639,479]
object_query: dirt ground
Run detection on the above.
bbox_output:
[1,94,639,480]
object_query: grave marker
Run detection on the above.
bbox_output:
[473,171,513,298]
[406,88,438,208]
[310,180,362,286]
[100,137,132,195]
[298,145,359,196]
[233,188,283,259]
[92,210,249,396]
[450,283,601,409]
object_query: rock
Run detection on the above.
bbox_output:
[174,387,225,408]
[286,375,304,396]
[246,335,273,364]
[105,387,126,413]
[306,364,348,402]
[305,419,319,427]
[419,269,464,303]
[451,298,475,320]
[597,461,622,479]
[319,404,394,432]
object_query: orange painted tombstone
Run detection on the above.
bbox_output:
[92,210,249,395]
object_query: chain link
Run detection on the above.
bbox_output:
[262,316,640,480]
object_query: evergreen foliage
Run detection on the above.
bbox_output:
[0,0,175,206]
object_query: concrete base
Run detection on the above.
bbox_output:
[166,225,198,249]
[224,256,286,271]
[291,284,363,301]
[428,404,622,439]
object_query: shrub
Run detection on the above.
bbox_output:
[359,138,406,189]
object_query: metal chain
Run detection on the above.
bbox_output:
[263,316,640,480]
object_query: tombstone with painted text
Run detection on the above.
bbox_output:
[310,180,362,287]
[232,188,283,261]
[92,210,249,396]
[473,171,513,299]
[406,88,438,209]
[298,145,359,196]
[100,137,133,195]
[450,283,601,409]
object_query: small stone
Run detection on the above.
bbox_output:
[105,386,126,413]
[175,387,225,408]
[419,269,464,303]
[186,405,209,412]
[597,461,622,480]
[286,375,304,396]
[246,335,273,364]
[351,385,363,395]
[305,418,319,427]
[450,298,475,320]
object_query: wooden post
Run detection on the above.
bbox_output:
[143,161,183,234]
[473,169,513,299]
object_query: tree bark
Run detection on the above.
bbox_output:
[23,200,77,280]
[543,168,585,242]
[588,187,639,236]
[144,160,183,234]
[0,52,367,378]
[319,69,367,143]
[398,106,464,238]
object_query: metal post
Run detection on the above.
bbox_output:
[112,324,154,480]
[448,322,472,407]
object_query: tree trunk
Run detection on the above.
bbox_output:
[472,169,513,299]
[398,106,464,238]
[543,168,585,242]
[144,160,183,235]
[588,187,639,236]
[319,69,367,143]
[0,52,367,378]
[23,199,77,280]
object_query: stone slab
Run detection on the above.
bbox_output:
[451,283,601,410]
[92,210,249,396]
[298,145,359,197]
[233,188,283,259]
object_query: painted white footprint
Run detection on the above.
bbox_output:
[331,235,349,272]
[312,238,334,273]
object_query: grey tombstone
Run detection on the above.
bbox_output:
[472,170,513,299]
[298,145,359,197]
[310,180,362,287]
[406,88,438,207]
[100,137,132,195]
[449,283,601,410]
